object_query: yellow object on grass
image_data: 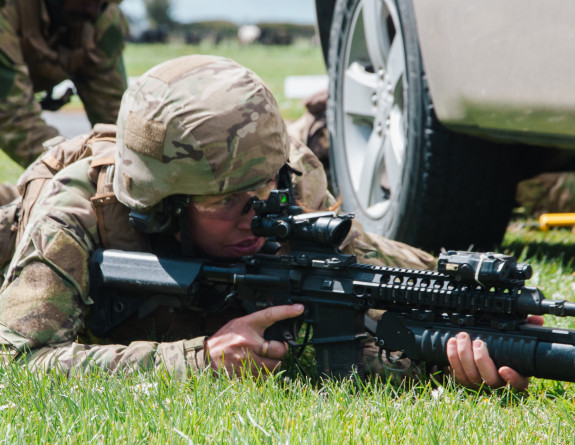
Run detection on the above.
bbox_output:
[539,213,575,231]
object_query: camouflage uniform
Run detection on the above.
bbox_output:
[516,172,575,216]
[0,184,19,207]
[0,0,128,167]
[0,56,434,378]
[287,89,330,181]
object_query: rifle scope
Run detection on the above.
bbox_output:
[251,190,353,248]
[252,211,352,248]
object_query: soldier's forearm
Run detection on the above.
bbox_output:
[14,337,207,379]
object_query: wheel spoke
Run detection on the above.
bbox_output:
[382,120,403,193]
[386,36,406,92]
[337,0,409,220]
[343,62,377,119]
[357,129,384,208]
[362,0,390,71]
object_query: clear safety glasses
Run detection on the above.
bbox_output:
[190,179,277,220]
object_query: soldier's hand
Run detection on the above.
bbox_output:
[205,304,305,377]
[447,315,544,391]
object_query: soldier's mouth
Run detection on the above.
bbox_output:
[229,237,264,255]
[235,238,259,248]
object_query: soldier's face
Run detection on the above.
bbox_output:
[188,203,266,258]
[187,180,276,258]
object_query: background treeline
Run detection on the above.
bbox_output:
[130,21,318,46]
[128,0,317,45]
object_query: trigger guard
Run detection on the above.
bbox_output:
[377,347,418,374]
[386,349,407,363]
[263,317,302,347]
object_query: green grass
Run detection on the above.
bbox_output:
[0,360,574,442]
[62,41,326,121]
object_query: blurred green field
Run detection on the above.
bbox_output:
[0,152,23,184]
[63,40,326,121]
[123,41,327,121]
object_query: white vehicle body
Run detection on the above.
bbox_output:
[412,0,575,147]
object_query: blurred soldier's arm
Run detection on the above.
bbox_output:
[73,2,129,126]
[0,0,60,167]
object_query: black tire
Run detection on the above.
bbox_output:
[327,0,521,253]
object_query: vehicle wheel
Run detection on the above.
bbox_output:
[327,0,521,253]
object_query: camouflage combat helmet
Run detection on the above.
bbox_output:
[114,55,290,211]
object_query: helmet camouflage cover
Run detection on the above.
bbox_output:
[114,55,290,210]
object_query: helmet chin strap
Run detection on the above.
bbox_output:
[172,196,196,257]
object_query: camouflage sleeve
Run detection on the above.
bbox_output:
[0,159,206,377]
[289,136,331,211]
[73,3,128,126]
[339,219,436,270]
[5,338,206,380]
[0,0,59,167]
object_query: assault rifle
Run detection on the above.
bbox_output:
[89,190,575,381]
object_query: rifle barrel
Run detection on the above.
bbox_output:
[516,287,575,317]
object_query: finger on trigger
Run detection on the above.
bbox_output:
[249,304,305,330]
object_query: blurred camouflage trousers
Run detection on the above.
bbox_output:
[516,172,575,215]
